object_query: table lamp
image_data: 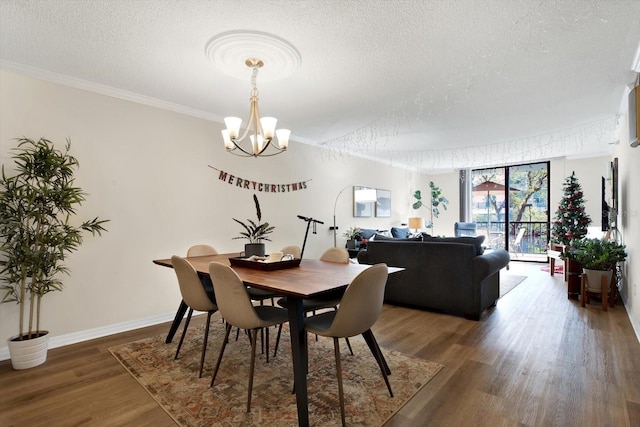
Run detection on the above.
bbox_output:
[408,217,423,234]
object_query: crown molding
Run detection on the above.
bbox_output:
[0,60,223,123]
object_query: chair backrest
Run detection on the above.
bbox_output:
[454,222,477,237]
[280,245,302,259]
[514,228,526,244]
[187,244,218,257]
[324,263,388,337]
[171,256,217,312]
[319,247,349,264]
[208,262,264,330]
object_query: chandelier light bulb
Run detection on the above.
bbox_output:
[221,129,233,149]
[260,117,277,139]
[224,117,242,139]
[276,129,291,149]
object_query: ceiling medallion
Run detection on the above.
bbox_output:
[205,30,301,82]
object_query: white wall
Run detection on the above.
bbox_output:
[613,106,640,339]
[0,69,425,358]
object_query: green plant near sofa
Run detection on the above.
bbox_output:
[412,181,448,235]
[560,238,627,271]
[0,137,108,368]
[343,226,361,240]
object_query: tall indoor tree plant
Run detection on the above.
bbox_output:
[0,137,108,369]
[412,181,449,236]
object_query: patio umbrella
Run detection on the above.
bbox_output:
[472,180,520,225]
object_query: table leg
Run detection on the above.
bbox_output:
[362,329,391,375]
[288,298,309,426]
[601,274,608,312]
[165,300,188,344]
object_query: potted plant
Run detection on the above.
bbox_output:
[233,193,274,257]
[0,137,108,369]
[343,227,361,249]
[561,238,627,293]
[412,181,448,235]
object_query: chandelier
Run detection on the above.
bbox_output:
[221,58,290,157]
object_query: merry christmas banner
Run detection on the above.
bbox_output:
[209,165,310,193]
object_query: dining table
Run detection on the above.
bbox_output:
[153,252,403,427]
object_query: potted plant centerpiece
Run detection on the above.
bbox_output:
[233,194,274,257]
[561,238,627,294]
[0,137,108,369]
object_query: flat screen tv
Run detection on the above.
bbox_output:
[601,176,610,232]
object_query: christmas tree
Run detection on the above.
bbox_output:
[551,172,591,246]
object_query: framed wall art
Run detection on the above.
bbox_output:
[375,189,391,217]
[353,186,374,217]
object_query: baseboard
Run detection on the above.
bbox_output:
[629,311,640,344]
[0,313,176,362]
[621,293,640,344]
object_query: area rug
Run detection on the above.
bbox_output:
[109,322,443,426]
[500,274,527,298]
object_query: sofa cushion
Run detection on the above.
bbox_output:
[359,228,378,239]
[372,233,422,242]
[423,235,486,255]
[391,227,410,238]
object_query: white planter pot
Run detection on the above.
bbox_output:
[7,331,49,370]
[583,269,613,294]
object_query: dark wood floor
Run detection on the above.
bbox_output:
[1,262,639,426]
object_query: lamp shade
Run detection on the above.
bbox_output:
[408,217,423,230]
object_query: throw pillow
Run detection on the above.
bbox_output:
[359,228,378,240]
[391,227,410,238]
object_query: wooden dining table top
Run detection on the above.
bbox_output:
[153,252,403,299]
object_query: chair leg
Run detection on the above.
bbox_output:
[273,323,283,358]
[344,337,354,356]
[247,329,258,412]
[364,330,393,397]
[333,337,346,426]
[362,329,391,376]
[174,308,194,360]
[259,300,265,355]
[198,311,214,378]
[211,323,232,387]
[265,326,270,363]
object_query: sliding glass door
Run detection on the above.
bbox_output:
[472,162,549,261]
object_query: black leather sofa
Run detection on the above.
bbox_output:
[357,238,510,320]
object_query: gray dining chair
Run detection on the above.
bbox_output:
[305,263,393,426]
[208,261,289,412]
[280,245,302,259]
[171,255,218,378]
[187,244,218,257]
[275,247,353,356]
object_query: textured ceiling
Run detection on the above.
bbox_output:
[1,0,639,172]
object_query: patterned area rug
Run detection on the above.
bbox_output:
[500,274,527,298]
[110,321,443,426]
